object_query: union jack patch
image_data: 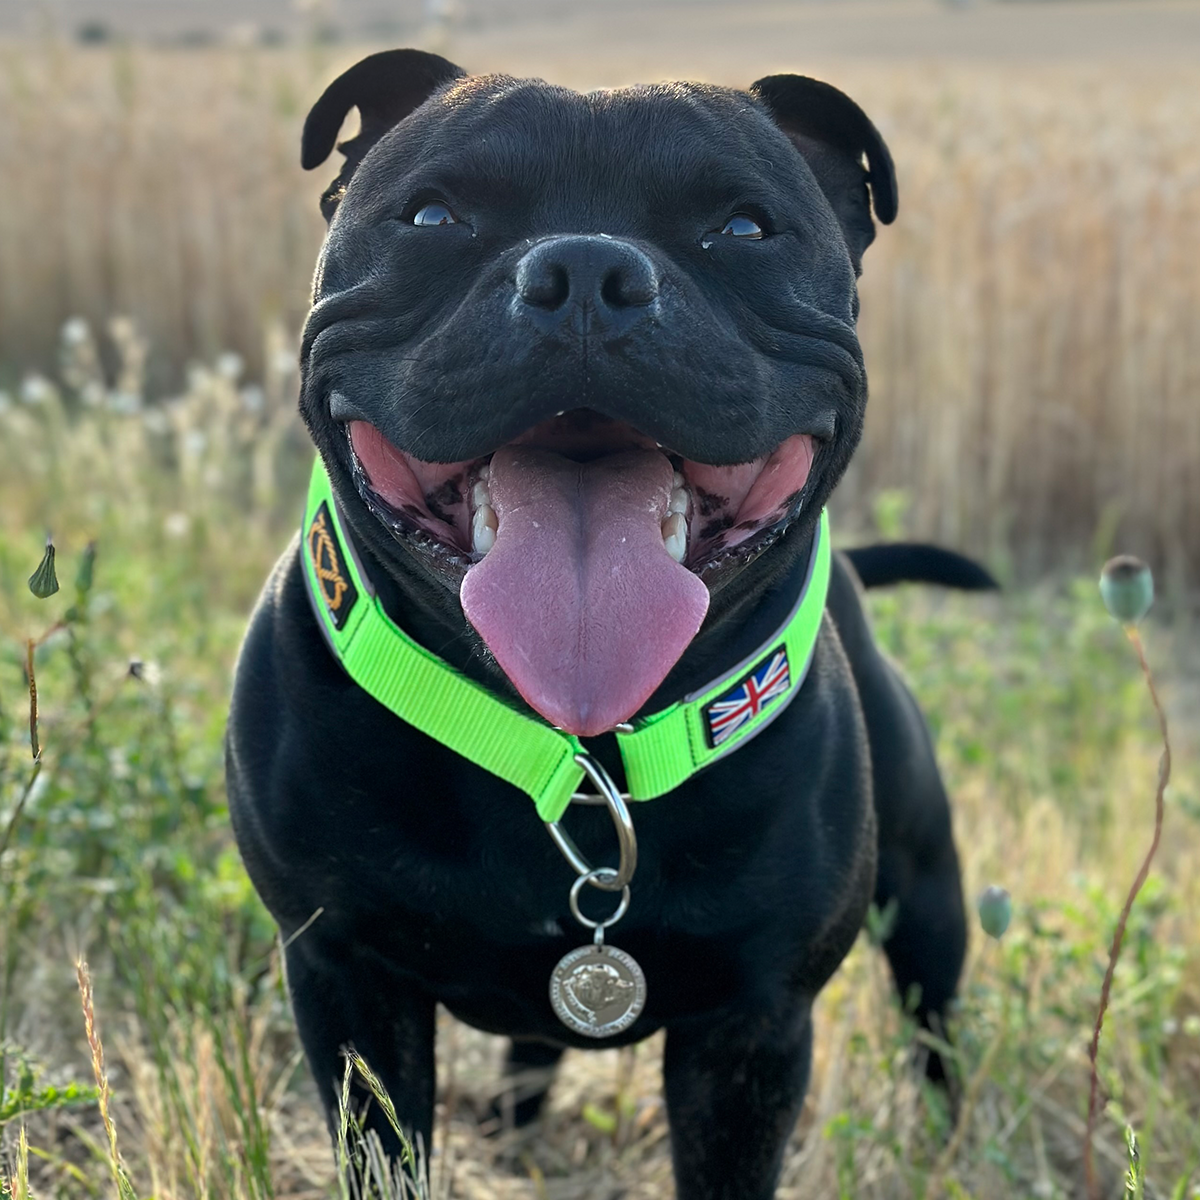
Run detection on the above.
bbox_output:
[703,647,791,748]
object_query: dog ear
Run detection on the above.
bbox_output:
[750,75,896,273]
[302,49,467,221]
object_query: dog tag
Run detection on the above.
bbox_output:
[549,942,646,1038]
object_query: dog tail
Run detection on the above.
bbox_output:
[843,544,999,591]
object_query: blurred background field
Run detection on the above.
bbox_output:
[2,1,1200,580]
[1,2,1199,1198]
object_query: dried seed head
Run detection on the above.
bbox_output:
[1099,556,1153,625]
[977,885,1012,940]
[28,539,60,599]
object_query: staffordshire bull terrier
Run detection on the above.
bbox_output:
[227,49,985,1199]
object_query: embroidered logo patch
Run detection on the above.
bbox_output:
[703,646,791,748]
[307,502,357,629]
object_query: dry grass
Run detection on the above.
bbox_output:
[839,64,1200,587]
[0,41,326,387]
[1,36,1198,580]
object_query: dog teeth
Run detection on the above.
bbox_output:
[472,503,498,555]
[468,464,689,560]
[662,512,687,563]
[469,468,498,555]
[663,480,691,561]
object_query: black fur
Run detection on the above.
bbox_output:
[301,49,465,222]
[752,74,896,274]
[227,51,969,1200]
[845,543,1000,591]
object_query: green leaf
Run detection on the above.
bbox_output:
[581,1102,617,1134]
[866,898,899,946]
[1124,1124,1144,1199]
[76,539,97,598]
[0,1079,100,1126]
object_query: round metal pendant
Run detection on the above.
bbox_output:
[549,943,647,1038]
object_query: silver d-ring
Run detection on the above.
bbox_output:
[544,752,638,892]
[569,869,631,930]
[544,820,591,878]
[575,752,637,890]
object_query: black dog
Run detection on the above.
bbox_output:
[227,50,985,1199]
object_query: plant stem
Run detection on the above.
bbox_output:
[927,944,1007,1200]
[0,761,43,861]
[1084,625,1170,1200]
[25,640,39,761]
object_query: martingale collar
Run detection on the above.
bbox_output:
[301,457,831,822]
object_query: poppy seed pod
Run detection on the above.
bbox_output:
[28,540,60,599]
[1099,556,1153,625]
[977,885,1012,940]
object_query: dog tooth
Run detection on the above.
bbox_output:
[662,512,687,563]
[668,487,689,516]
[472,480,492,509]
[663,535,687,564]
[672,471,685,489]
[472,504,498,554]
[478,462,490,482]
[473,525,496,555]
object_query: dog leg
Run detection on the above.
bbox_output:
[663,1003,813,1200]
[876,813,966,1082]
[284,937,436,1172]
[827,554,967,1080]
[487,1038,564,1131]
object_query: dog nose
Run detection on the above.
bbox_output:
[514,236,659,327]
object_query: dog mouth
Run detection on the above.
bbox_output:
[345,409,817,736]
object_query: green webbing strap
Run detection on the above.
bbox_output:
[302,458,830,822]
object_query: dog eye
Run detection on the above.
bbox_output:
[412,201,459,227]
[719,214,764,240]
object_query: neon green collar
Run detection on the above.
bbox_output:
[301,457,830,822]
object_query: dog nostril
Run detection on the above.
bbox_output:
[600,267,657,310]
[517,263,571,310]
[515,237,659,321]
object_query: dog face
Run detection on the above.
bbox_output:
[299,50,895,737]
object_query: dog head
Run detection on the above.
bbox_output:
[298,50,896,736]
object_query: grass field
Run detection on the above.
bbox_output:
[1,8,1199,1198]
[0,322,1197,1199]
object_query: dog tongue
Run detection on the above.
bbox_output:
[460,446,710,737]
